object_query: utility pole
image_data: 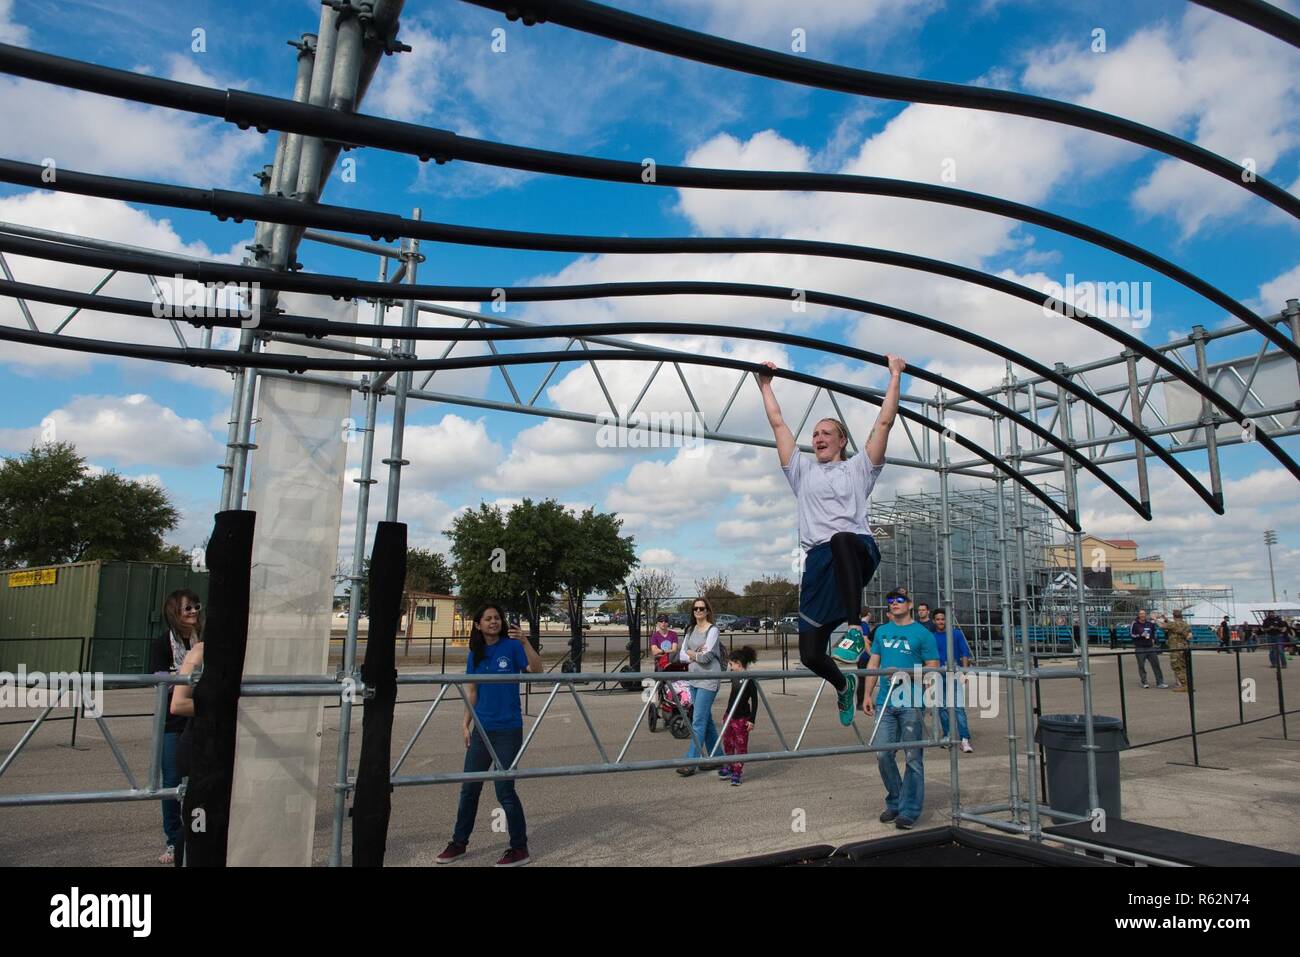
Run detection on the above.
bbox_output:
[1264,530,1278,602]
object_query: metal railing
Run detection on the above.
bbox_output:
[1031,642,1296,797]
[1,663,1042,805]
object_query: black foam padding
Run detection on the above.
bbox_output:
[1045,819,1300,867]
[708,827,1115,867]
[351,521,407,867]
[625,585,641,673]
[702,844,835,867]
[181,509,255,867]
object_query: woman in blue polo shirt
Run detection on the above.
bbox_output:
[436,604,542,867]
[759,356,905,727]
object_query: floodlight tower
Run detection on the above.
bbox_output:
[1264,529,1278,602]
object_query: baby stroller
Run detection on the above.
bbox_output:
[646,661,693,739]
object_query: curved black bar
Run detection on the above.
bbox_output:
[0,50,1293,360]
[1188,0,1300,48]
[0,276,1151,520]
[0,231,1236,511]
[0,321,1080,530]
[456,0,1300,217]
[0,157,1279,448]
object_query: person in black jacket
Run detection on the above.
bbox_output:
[719,646,759,786]
[167,640,204,868]
[147,588,202,865]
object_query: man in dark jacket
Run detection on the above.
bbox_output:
[1130,609,1167,689]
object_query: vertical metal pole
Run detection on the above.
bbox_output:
[937,390,960,824]
[1287,299,1300,392]
[1116,655,1128,732]
[991,412,1021,822]
[280,5,339,268]
[1190,325,1224,508]
[385,211,422,521]
[1005,365,1041,838]
[228,33,321,508]
[329,256,389,868]
[968,515,978,660]
[147,682,168,792]
[272,33,318,238]
[1123,350,1150,511]
[1235,646,1244,725]
[1276,659,1289,740]
[1055,364,1100,816]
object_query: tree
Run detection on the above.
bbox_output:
[502,499,570,648]
[0,443,179,567]
[405,547,455,595]
[444,498,571,649]
[557,508,637,668]
[629,567,676,620]
[693,572,740,614]
[346,547,456,615]
[446,502,514,615]
[741,575,799,619]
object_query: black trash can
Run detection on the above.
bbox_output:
[1035,714,1128,822]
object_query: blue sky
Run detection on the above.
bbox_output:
[0,0,1297,604]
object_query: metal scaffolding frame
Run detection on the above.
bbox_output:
[0,0,1297,866]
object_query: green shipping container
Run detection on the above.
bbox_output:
[0,561,209,674]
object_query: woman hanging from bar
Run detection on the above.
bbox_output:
[758,355,905,726]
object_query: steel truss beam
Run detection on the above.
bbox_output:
[0,320,1081,527]
[4,231,1274,509]
[1,275,1178,518]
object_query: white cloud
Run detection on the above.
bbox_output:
[0,0,28,43]
[367,413,504,489]
[0,393,220,467]
[1079,461,1300,601]
[1249,263,1300,317]
[1022,9,1300,237]
[640,547,678,565]
[661,0,943,44]
[481,418,627,493]
[0,76,265,188]
[0,192,242,373]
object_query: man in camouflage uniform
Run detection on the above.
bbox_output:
[1159,609,1193,692]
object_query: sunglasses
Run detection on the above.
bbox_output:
[886,596,908,605]
[693,606,707,612]
[182,603,202,613]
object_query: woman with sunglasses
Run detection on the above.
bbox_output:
[676,597,725,776]
[758,355,905,727]
[148,588,203,865]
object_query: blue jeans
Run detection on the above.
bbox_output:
[684,686,719,761]
[875,706,925,822]
[161,731,183,847]
[936,679,971,740]
[453,726,527,849]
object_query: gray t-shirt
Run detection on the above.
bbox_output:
[783,450,884,550]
